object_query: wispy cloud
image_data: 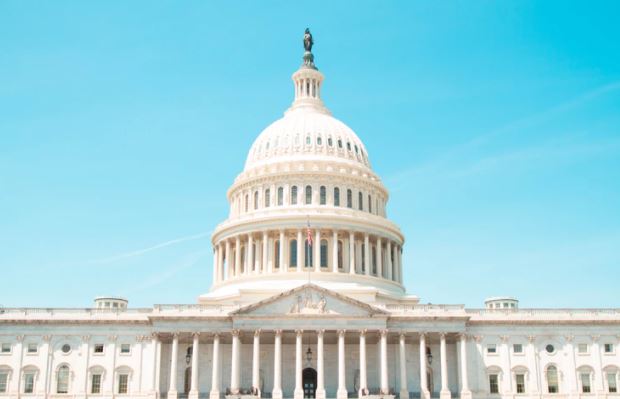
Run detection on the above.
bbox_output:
[88,231,212,264]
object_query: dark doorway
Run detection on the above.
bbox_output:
[303,368,317,398]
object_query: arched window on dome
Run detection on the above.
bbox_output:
[290,239,297,267]
[337,240,344,270]
[358,192,363,211]
[306,135,311,146]
[291,186,298,205]
[317,136,322,146]
[254,191,259,210]
[305,240,313,267]
[354,144,359,153]
[320,239,328,268]
[347,189,352,208]
[334,187,340,206]
[328,137,333,147]
[347,142,352,151]
[368,194,372,213]
[320,186,326,205]
[264,189,270,208]
[305,186,312,205]
[277,187,283,206]
[274,240,280,270]
[338,139,343,149]
[244,194,249,213]
[546,365,559,393]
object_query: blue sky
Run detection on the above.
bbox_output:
[1,1,619,308]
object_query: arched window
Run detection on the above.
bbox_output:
[358,192,363,211]
[546,366,559,393]
[578,367,594,393]
[347,142,351,151]
[22,366,38,394]
[306,135,311,145]
[347,189,352,208]
[290,239,297,267]
[57,365,70,394]
[254,191,259,210]
[317,136,322,146]
[320,186,326,205]
[244,194,249,213]
[337,240,344,269]
[277,187,283,206]
[305,240,313,267]
[274,241,280,269]
[320,239,328,268]
[368,194,372,213]
[604,367,619,393]
[291,186,298,205]
[354,144,359,153]
[334,187,340,206]
[305,185,312,205]
[338,139,343,148]
[328,137,333,147]
[264,189,270,207]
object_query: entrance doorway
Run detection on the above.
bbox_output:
[303,368,317,398]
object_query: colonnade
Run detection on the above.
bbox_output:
[212,230,403,284]
[162,330,472,399]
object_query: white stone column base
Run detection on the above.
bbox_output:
[188,390,199,399]
[316,388,326,399]
[421,390,431,399]
[272,389,283,399]
[294,388,304,399]
[337,388,348,399]
[400,389,410,399]
[440,389,452,399]
[460,390,472,399]
[209,390,220,399]
[168,391,178,399]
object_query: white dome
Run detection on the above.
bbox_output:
[244,108,371,171]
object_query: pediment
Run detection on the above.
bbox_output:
[231,283,388,317]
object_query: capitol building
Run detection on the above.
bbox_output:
[1,31,619,399]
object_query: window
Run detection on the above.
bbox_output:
[94,344,104,354]
[118,374,129,394]
[581,373,591,393]
[358,192,363,211]
[337,241,343,269]
[91,374,102,394]
[305,185,312,205]
[320,186,326,205]
[317,136,322,146]
[545,344,555,354]
[1,343,10,353]
[306,135,311,145]
[516,373,526,394]
[368,194,372,213]
[361,243,366,272]
[254,191,259,210]
[120,344,131,354]
[277,187,283,206]
[320,240,328,268]
[274,241,280,269]
[513,344,523,354]
[291,186,298,205]
[328,137,333,147]
[334,187,340,206]
[27,343,38,354]
[489,374,499,394]
[305,240,313,267]
[347,189,352,208]
[547,366,559,393]
[607,373,618,393]
[61,344,71,354]
[346,142,351,151]
[0,372,8,393]
[604,343,614,353]
[23,372,35,393]
[372,246,377,274]
[57,365,70,394]
[290,240,297,267]
[487,344,497,354]
[354,144,359,153]
[578,343,588,354]
[264,189,270,207]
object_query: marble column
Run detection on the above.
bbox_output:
[337,330,347,399]
[592,336,605,394]
[151,334,159,394]
[248,234,254,274]
[332,231,339,272]
[189,333,200,399]
[315,230,321,271]
[294,330,303,399]
[386,241,393,281]
[212,248,219,284]
[230,330,240,394]
[349,232,356,274]
[420,333,429,399]
[376,237,383,277]
[316,330,326,399]
[272,330,283,399]
[364,234,370,275]
[168,332,179,399]
[210,334,220,399]
[235,236,241,276]
[526,336,540,395]
[400,333,409,399]
[225,240,231,279]
[459,334,472,399]
[500,336,512,394]
[440,333,451,399]
[359,330,367,397]
[262,231,268,274]
[252,330,261,395]
[380,330,389,394]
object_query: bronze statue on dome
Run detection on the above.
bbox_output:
[303,28,313,52]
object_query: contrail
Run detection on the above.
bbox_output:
[89,230,212,264]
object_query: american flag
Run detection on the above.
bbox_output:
[306,221,312,246]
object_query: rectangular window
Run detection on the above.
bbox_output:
[320,241,328,267]
[1,343,11,353]
[581,373,591,393]
[516,374,526,394]
[91,374,102,394]
[0,373,7,393]
[604,343,614,353]
[578,343,589,354]
[118,374,129,394]
[120,344,131,354]
[489,374,499,394]
[513,344,523,354]
[94,344,105,354]
[24,372,35,394]
[27,343,38,353]
[607,373,617,393]
[347,190,352,208]
[487,344,497,354]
